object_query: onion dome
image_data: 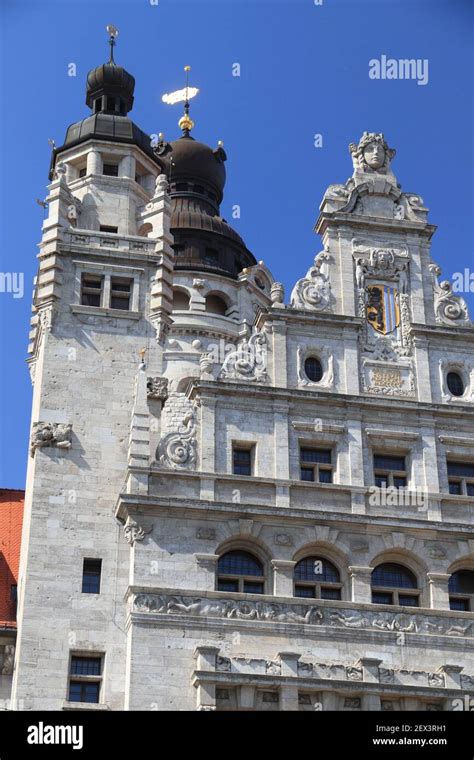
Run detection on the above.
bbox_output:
[86,63,135,115]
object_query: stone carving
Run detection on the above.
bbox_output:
[218,330,268,383]
[270,281,285,306]
[380,668,395,684]
[344,697,361,709]
[147,376,168,401]
[349,132,396,173]
[196,527,216,540]
[156,409,197,470]
[123,517,152,546]
[274,533,294,547]
[393,202,405,220]
[265,661,281,676]
[132,594,473,638]
[381,701,394,711]
[428,672,445,687]
[461,674,474,688]
[30,422,72,456]
[1,645,15,675]
[290,249,332,312]
[372,337,398,362]
[216,656,231,672]
[346,666,363,681]
[298,662,313,677]
[429,263,470,326]
[199,352,215,380]
[155,173,169,193]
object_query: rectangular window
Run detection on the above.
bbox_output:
[99,225,118,234]
[79,167,86,178]
[68,655,103,704]
[374,453,407,488]
[110,277,131,310]
[447,461,474,496]
[233,447,252,476]
[80,274,103,307]
[82,559,102,594]
[102,163,119,177]
[300,447,333,483]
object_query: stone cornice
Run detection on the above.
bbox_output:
[114,486,474,537]
[315,210,437,239]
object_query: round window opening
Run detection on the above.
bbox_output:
[255,277,266,291]
[447,371,465,397]
[304,356,323,383]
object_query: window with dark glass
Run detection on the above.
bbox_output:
[449,569,474,611]
[204,248,219,264]
[94,98,102,113]
[82,559,102,594]
[446,371,465,397]
[106,96,116,112]
[217,550,264,594]
[294,557,342,600]
[68,655,102,704]
[233,447,252,476]
[99,225,118,234]
[373,454,407,488]
[102,163,119,177]
[304,356,323,383]
[371,562,419,606]
[110,278,131,310]
[300,447,333,483]
[447,461,474,496]
[80,274,103,307]
[79,167,87,178]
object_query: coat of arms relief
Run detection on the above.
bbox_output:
[355,246,416,398]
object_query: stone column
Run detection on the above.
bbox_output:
[349,566,373,603]
[279,684,299,711]
[200,397,216,500]
[437,664,463,689]
[272,560,296,597]
[194,646,219,711]
[356,657,382,683]
[362,693,381,711]
[87,149,101,176]
[427,573,451,610]
[195,554,219,591]
[273,401,290,507]
[413,336,432,403]
[119,154,135,179]
[271,321,288,387]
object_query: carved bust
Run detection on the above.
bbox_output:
[349,132,396,173]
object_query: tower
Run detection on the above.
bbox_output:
[12,31,474,711]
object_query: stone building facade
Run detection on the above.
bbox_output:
[11,43,474,711]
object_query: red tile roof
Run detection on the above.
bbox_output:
[0,490,24,627]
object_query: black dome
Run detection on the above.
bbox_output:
[159,136,226,203]
[86,63,135,113]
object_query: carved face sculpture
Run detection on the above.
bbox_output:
[363,141,385,169]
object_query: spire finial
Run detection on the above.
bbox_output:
[162,66,199,136]
[106,24,119,64]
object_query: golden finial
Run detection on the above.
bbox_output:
[139,347,146,363]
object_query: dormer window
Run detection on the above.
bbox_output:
[106,96,116,112]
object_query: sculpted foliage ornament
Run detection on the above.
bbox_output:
[124,517,152,546]
[157,409,197,470]
[219,329,268,383]
[147,376,168,401]
[429,263,470,326]
[30,422,72,456]
[290,248,332,312]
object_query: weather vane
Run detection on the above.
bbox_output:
[162,66,199,136]
[106,24,119,64]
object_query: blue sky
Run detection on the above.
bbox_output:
[0,0,473,488]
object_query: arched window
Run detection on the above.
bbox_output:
[371,562,419,607]
[217,550,264,594]
[172,288,190,311]
[449,569,474,611]
[294,556,341,600]
[205,294,228,315]
[137,223,152,238]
